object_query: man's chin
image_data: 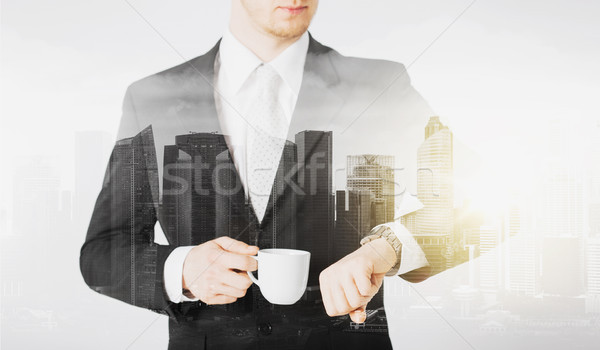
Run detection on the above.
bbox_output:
[267,22,310,39]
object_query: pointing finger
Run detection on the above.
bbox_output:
[350,306,367,323]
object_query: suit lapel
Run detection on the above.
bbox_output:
[287,35,344,138]
[171,40,222,135]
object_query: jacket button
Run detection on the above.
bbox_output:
[257,322,272,336]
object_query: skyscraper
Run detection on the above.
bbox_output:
[538,121,585,299]
[162,132,229,246]
[252,140,298,250]
[400,212,417,237]
[416,116,454,272]
[590,120,600,237]
[507,202,540,297]
[542,169,584,237]
[587,120,600,312]
[542,120,584,238]
[347,155,395,227]
[397,192,423,233]
[295,131,334,286]
[108,125,159,306]
[479,225,502,302]
[345,155,394,311]
[586,238,600,294]
[6,156,60,301]
[586,237,600,313]
[334,189,372,262]
[74,130,112,230]
[454,200,484,264]
[12,156,61,238]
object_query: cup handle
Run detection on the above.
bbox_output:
[247,255,259,286]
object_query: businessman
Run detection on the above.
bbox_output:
[81,0,438,348]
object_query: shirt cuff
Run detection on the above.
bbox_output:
[376,222,429,276]
[164,246,199,303]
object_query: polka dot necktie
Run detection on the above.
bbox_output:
[246,64,289,224]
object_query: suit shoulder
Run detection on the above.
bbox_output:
[331,51,407,74]
[308,36,408,78]
[126,41,219,96]
[327,50,411,88]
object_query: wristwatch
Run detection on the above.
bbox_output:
[360,225,402,276]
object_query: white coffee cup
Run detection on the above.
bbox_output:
[247,248,310,305]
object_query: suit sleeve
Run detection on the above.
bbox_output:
[382,63,448,283]
[79,86,184,320]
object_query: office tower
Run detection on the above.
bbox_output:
[74,130,112,230]
[295,131,334,285]
[12,156,61,237]
[542,171,584,237]
[454,200,485,264]
[347,155,395,227]
[591,203,600,237]
[479,225,502,298]
[587,121,600,312]
[108,125,159,305]
[542,236,584,296]
[586,237,600,295]
[334,188,385,310]
[246,140,300,313]
[586,237,600,313]
[334,190,372,262]
[507,205,520,238]
[590,120,600,237]
[463,228,481,247]
[416,116,454,272]
[162,145,192,246]
[6,156,60,301]
[508,240,539,297]
[507,203,540,297]
[345,155,394,311]
[254,141,298,250]
[397,193,423,235]
[536,121,585,301]
[214,149,247,246]
[162,132,229,246]
[400,212,417,237]
[542,120,584,238]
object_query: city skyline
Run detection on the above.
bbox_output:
[3,115,600,346]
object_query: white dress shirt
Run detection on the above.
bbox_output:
[163,30,428,303]
[163,29,309,303]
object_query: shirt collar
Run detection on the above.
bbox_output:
[218,28,309,96]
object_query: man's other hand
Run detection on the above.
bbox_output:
[182,236,259,305]
[319,238,396,323]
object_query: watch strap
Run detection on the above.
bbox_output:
[360,225,402,276]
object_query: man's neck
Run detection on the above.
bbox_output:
[229,17,304,63]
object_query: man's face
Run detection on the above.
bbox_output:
[240,0,318,39]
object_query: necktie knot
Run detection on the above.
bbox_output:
[254,64,280,92]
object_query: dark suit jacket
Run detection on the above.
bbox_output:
[80,34,436,349]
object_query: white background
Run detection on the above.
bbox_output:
[2,0,599,349]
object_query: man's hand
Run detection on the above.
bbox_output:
[319,238,396,323]
[182,236,259,305]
